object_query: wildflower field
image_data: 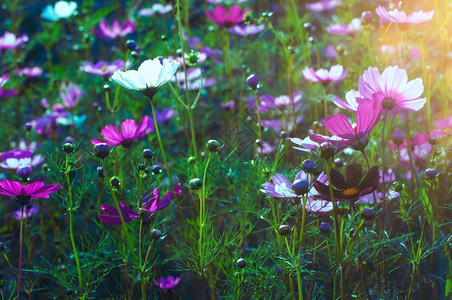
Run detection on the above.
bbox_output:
[0,0,451,299]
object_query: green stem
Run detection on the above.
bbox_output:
[199,152,212,271]
[17,206,24,298]
[253,90,262,160]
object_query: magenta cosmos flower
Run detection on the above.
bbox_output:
[205,6,249,28]
[91,116,150,147]
[430,116,452,138]
[332,90,364,112]
[0,149,32,160]
[0,74,18,99]
[12,204,39,220]
[80,60,124,80]
[302,65,348,83]
[229,24,265,36]
[141,183,183,215]
[93,19,136,40]
[155,276,181,290]
[0,180,60,206]
[98,202,139,224]
[358,66,426,111]
[15,66,43,78]
[327,18,362,36]
[0,31,28,51]
[60,82,85,109]
[306,0,341,12]
[323,98,383,151]
[0,155,44,170]
[375,6,433,26]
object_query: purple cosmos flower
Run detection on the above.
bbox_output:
[170,68,216,91]
[228,24,265,36]
[358,66,426,111]
[60,82,85,110]
[0,155,44,170]
[260,171,309,198]
[187,37,223,63]
[396,133,432,169]
[15,67,43,78]
[430,116,452,138]
[324,45,338,59]
[93,19,136,40]
[154,276,181,290]
[205,6,249,28]
[138,4,172,16]
[327,18,362,35]
[0,180,61,206]
[80,60,124,80]
[323,98,383,150]
[12,204,39,220]
[332,90,364,112]
[147,108,176,132]
[302,65,348,83]
[91,116,150,147]
[0,149,32,160]
[375,6,434,26]
[141,183,183,214]
[0,31,29,51]
[29,104,70,137]
[306,0,341,12]
[0,74,18,99]
[98,202,139,224]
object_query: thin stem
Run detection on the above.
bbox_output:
[322,85,328,121]
[253,89,262,160]
[17,206,24,298]
[199,152,212,272]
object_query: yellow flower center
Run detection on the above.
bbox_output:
[342,187,359,197]
[101,66,108,72]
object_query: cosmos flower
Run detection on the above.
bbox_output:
[111,58,179,99]
[187,36,223,63]
[228,24,265,36]
[323,98,383,150]
[430,116,452,138]
[0,155,45,170]
[375,6,434,26]
[170,68,216,91]
[0,31,29,51]
[332,90,364,112]
[15,66,43,77]
[358,66,426,111]
[138,3,172,16]
[41,1,77,21]
[154,276,181,290]
[260,171,306,198]
[302,65,348,83]
[205,5,249,28]
[0,149,32,160]
[91,116,150,147]
[290,134,349,154]
[327,18,362,35]
[0,74,18,99]
[0,180,61,206]
[141,183,183,215]
[306,0,341,12]
[93,19,136,40]
[60,82,85,109]
[12,204,39,220]
[98,202,139,224]
[80,60,124,80]
[314,163,379,202]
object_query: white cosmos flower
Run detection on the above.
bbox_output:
[111,58,179,98]
[42,1,78,21]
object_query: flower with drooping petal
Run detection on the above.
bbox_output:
[93,19,136,40]
[0,74,18,99]
[375,6,434,26]
[98,202,139,224]
[111,58,179,99]
[41,1,77,21]
[0,149,32,160]
[229,24,265,36]
[358,66,426,111]
[0,180,61,206]
[80,60,124,80]
[302,65,348,83]
[91,116,150,148]
[15,66,42,77]
[332,90,364,112]
[327,18,362,35]
[60,82,85,109]
[12,204,39,220]
[0,31,29,51]
[0,155,44,170]
[323,98,383,151]
[154,276,181,290]
[306,0,341,12]
[205,5,249,28]
[141,183,183,214]
[314,163,379,202]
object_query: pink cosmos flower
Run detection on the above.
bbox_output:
[306,0,341,12]
[98,202,139,224]
[0,74,18,99]
[327,18,362,35]
[358,66,426,111]
[228,24,265,36]
[0,149,32,160]
[91,116,150,147]
[430,116,452,138]
[0,155,44,170]
[332,90,364,111]
[375,6,434,26]
[60,82,85,109]
[80,60,124,80]
[0,31,29,51]
[324,45,338,59]
[154,276,181,290]
[290,134,349,154]
[93,19,136,40]
[0,180,61,206]
[12,204,39,220]
[205,6,249,28]
[15,66,43,77]
[302,65,348,83]
[141,183,183,215]
[323,98,383,150]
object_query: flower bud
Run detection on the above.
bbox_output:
[93,143,110,159]
[111,177,120,188]
[361,11,373,23]
[17,165,32,181]
[24,122,33,132]
[152,165,161,175]
[131,51,139,60]
[236,258,246,268]
[392,181,404,192]
[151,229,163,240]
[189,178,202,190]
[334,158,344,168]
[278,225,291,236]
[280,131,288,139]
[392,130,405,146]
[96,166,104,177]
[349,228,355,237]
[292,180,310,195]
[125,39,137,50]
[62,142,75,154]
[320,142,335,159]
[425,168,438,180]
[246,74,259,90]
[137,164,146,171]
[303,22,313,33]
[142,148,154,159]
[103,84,110,92]
[302,159,315,173]
[226,243,236,252]
[319,222,331,234]
[206,139,221,152]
